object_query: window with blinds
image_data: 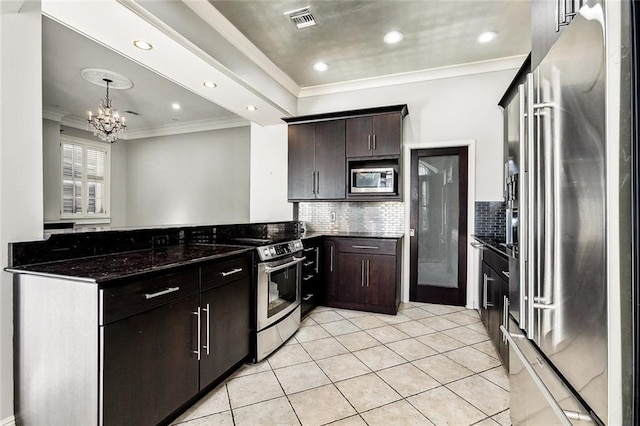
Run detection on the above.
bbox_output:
[60,136,110,219]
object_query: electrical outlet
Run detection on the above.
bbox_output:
[331,211,336,222]
[152,235,170,249]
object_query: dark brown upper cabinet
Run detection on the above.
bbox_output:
[287,120,346,201]
[346,113,403,158]
[531,0,584,68]
[284,105,408,202]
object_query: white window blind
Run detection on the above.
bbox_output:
[60,136,110,219]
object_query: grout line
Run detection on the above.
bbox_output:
[215,304,506,426]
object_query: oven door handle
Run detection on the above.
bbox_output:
[264,256,306,273]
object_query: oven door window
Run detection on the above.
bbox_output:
[267,262,299,319]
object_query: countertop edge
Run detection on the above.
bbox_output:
[302,232,404,240]
[472,235,509,258]
[6,246,254,284]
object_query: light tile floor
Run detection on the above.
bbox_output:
[173,302,510,426]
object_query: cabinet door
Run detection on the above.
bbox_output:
[346,116,373,157]
[487,267,503,355]
[531,0,577,68]
[365,254,396,308]
[337,252,367,305]
[314,120,346,199]
[322,239,338,301]
[103,295,199,426]
[372,114,401,156]
[288,123,316,200]
[200,277,250,388]
[499,278,509,368]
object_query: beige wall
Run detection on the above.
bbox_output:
[249,122,293,223]
[125,127,251,227]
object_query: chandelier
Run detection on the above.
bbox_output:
[87,78,127,143]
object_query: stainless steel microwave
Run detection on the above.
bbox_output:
[350,167,395,193]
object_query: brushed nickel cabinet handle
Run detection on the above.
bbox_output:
[144,286,179,299]
[202,303,210,355]
[220,268,242,277]
[192,307,201,360]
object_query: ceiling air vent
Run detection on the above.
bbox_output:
[284,6,317,29]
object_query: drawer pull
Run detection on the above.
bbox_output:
[502,271,510,278]
[303,261,314,267]
[220,268,243,277]
[303,293,314,301]
[144,286,180,299]
[303,275,314,281]
[352,245,380,250]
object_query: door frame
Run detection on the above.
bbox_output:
[402,139,477,308]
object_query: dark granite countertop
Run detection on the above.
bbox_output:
[7,244,253,284]
[303,231,404,240]
[472,235,510,258]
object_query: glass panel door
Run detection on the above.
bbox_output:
[410,147,468,305]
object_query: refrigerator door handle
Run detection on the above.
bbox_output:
[525,72,535,339]
[501,325,573,426]
[518,82,528,332]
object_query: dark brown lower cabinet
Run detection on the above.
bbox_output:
[103,295,199,426]
[337,252,397,312]
[324,237,401,315]
[103,254,252,425]
[199,277,250,386]
[322,238,338,303]
[479,249,509,368]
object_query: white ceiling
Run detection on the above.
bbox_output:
[209,0,531,88]
[42,0,531,135]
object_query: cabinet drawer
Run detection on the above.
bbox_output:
[101,268,199,324]
[338,238,396,255]
[201,255,251,292]
[483,248,509,279]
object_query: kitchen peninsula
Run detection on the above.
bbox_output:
[7,221,403,426]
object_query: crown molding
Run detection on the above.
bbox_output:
[42,107,71,122]
[298,55,529,98]
[126,115,249,140]
[52,112,248,140]
[182,0,300,97]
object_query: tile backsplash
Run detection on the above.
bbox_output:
[298,201,404,234]
[298,200,505,238]
[475,201,506,238]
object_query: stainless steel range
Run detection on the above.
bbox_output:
[253,239,305,362]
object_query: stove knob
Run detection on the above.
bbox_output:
[262,248,270,257]
[269,247,276,255]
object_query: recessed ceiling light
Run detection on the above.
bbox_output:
[478,31,497,43]
[313,61,329,72]
[246,105,257,111]
[171,103,180,110]
[383,31,404,44]
[133,40,153,50]
[203,81,217,88]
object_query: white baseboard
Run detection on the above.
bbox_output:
[1,415,16,426]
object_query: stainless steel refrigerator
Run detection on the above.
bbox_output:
[503,1,637,424]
